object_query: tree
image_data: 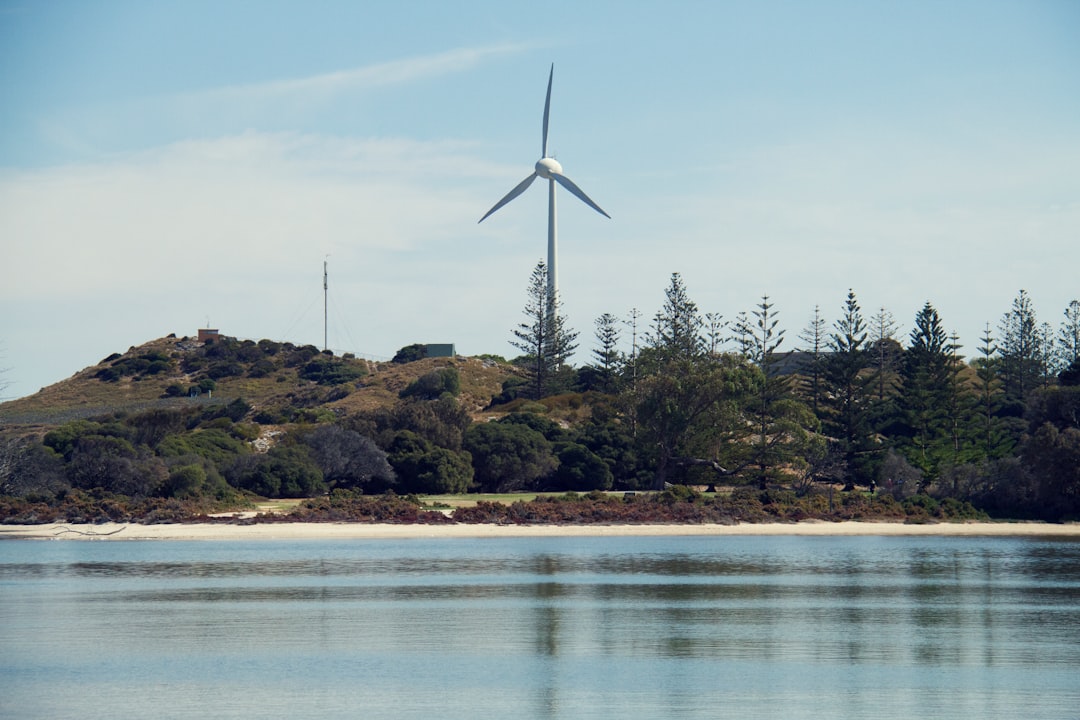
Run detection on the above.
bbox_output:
[1036,321,1056,389]
[634,354,760,489]
[551,442,614,491]
[1023,418,1080,520]
[510,261,579,399]
[66,434,168,497]
[820,290,876,488]
[590,313,622,393]
[0,437,67,498]
[705,312,726,356]
[868,306,902,403]
[896,302,953,479]
[735,295,816,488]
[386,431,473,494]
[734,296,784,368]
[646,272,704,363]
[1061,356,1080,387]
[971,323,1010,458]
[577,407,649,489]
[226,445,326,498]
[463,421,558,492]
[998,289,1042,407]
[302,424,396,492]
[797,305,827,415]
[1057,300,1080,373]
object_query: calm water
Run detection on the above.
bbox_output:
[1,534,1078,720]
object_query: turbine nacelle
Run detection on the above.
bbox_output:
[478,64,610,326]
[535,157,563,179]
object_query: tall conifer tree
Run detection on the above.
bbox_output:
[510,261,578,399]
[821,290,875,488]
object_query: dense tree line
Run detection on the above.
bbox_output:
[506,268,1078,519]
[2,276,1077,522]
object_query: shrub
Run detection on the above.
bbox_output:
[248,359,276,378]
[162,384,185,398]
[225,446,326,498]
[299,357,366,385]
[392,344,427,364]
[206,361,244,380]
[400,367,460,400]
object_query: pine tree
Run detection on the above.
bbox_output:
[797,305,827,415]
[646,272,704,362]
[972,323,1009,458]
[1057,300,1080,373]
[820,290,876,488]
[998,289,1041,406]
[734,296,784,367]
[705,312,726,356]
[591,313,622,393]
[736,296,817,488]
[898,302,952,479]
[510,261,578,399]
[868,306,902,403]
[943,331,977,469]
[1036,322,1056,389]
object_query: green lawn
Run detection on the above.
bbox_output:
[421,493,546,509]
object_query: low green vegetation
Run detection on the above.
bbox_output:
[1,285,1078,524]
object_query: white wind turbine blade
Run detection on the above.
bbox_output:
[478,172,539,223]
[542,64,553,158]
[551,172,611,219]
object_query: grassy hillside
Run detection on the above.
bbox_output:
[0,334,519,431]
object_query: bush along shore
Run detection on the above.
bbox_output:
[0,487,989,526]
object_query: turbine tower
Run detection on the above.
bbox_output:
[479,64,610,322]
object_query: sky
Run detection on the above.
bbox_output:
[1,0,1078,401]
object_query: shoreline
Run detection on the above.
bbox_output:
[2,520,1079,541]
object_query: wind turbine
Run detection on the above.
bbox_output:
[479,64,610,321]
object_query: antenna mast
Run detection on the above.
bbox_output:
[323,257,328,352]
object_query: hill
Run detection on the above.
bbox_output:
[0,334,518,431]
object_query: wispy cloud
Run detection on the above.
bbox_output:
[29,43,531,162]
[197,44,527,105]
[0,132,497,297]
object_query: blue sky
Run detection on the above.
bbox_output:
[2,0,1078,400]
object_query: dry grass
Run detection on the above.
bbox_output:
[0,336,517,428]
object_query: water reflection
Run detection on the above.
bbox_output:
[2,536,1079,720]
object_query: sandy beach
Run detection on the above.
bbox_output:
[2,520,1078,541]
